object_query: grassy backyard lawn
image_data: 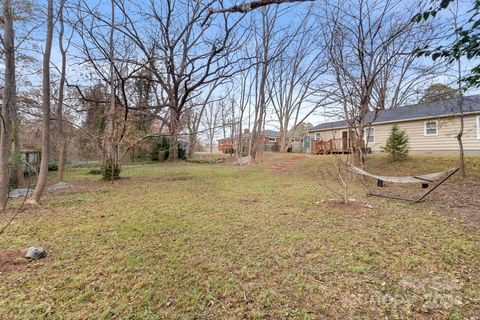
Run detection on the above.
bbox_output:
[1,153,479,319]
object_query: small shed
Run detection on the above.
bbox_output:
[22,149,41,175]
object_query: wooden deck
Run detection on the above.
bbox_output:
[311,138,352,155]
[218,140,235,154]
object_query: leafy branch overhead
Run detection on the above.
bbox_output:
[414,0,480,87]
[208,0,314,13]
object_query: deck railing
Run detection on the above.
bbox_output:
[312,138,351,154]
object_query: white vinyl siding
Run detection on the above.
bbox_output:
[424,120,438,136]
[312,114,480,154]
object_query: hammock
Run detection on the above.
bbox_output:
[349,164,456,184]
[348,163,459,203]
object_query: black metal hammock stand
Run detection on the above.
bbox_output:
[349,163,459,203]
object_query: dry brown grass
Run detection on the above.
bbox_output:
[0,153,479,319]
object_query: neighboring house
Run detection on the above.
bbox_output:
[308,95,480,155]
[218,129,302,154]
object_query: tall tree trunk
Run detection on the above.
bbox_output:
[452,5,466,178]
[57,0,67,181]
[229,100,235,156]
[237,110,244,157]
[251,59,268,158]
[250,10,270,159]
[187,112,199,158]
[188,134,196,158]
[28,0,54,204]
[280,117,289,152]
[168,109,180,161]
[0,0,15,205]
[11,122,25,188]
[8,1,24,188]
[456,59,466,178]
[105,0,118,180]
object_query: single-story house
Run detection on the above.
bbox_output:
[308,95,480,155]
[218,129,302,154]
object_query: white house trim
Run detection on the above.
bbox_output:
[477,116,480,139]
[365,127,375,144]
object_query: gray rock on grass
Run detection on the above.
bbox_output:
[234,155,252,166]
[25,247,46,260]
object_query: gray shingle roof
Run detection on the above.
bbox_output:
[309,95,480,132]
[262,129,281,137]
[218,130,281,142]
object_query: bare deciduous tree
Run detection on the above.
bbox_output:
[451,2,466,178]
[249,6,284,158]
[115,0,249,160]
[56,0,68,181]
[202,101,222,155]
[267,8,326,151]
[322,0,440,163]
[28,0,54,204]
[185,80,225,157]
[70,0,141,179]
[233,71,254,156]
[0,0,15,206]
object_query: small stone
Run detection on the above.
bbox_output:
[233,155,252,166]
[348,198,357,202]
[365,204,374,209]
[25,247,46,260]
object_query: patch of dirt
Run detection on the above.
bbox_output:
[267,155,307,172]
[164,176,193,182]
[322,199,369,212]
[363,177,480,229]
[0,249,45,275]
[238,198,260,205]
[429,180,480,229]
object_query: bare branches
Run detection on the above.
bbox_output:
[321,0,444,162]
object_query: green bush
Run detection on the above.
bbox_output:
[150,137,168,161]
[185,158,218,164]
[48,162,58,171]
[150,137,186,161]
[383,124,409,161]
[86,168,102,175]
[177,145,187,160]
[101,161,120,180]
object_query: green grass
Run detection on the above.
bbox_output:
[1,153,479,319]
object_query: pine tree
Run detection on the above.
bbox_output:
[383,125,409,161]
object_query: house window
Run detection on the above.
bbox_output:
[477,116,480,139]
[424,120,438,136]
[269,137,276,142]
[365,127,375,144]
[315,133,321,140]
